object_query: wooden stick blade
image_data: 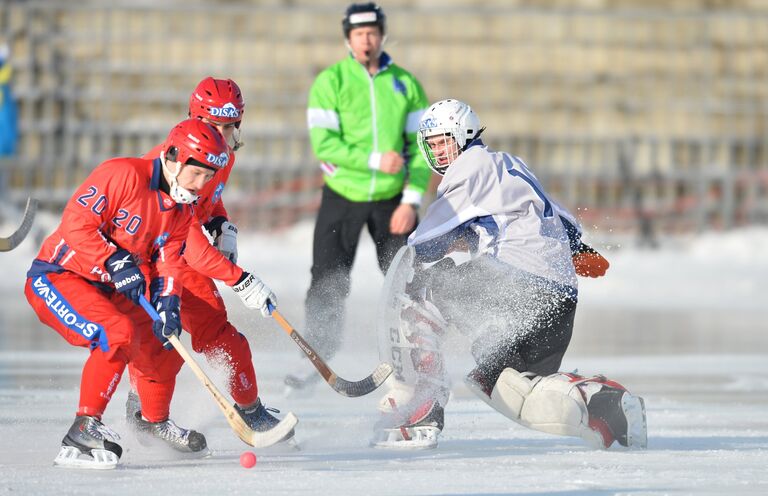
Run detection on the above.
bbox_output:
[247,412,299,448]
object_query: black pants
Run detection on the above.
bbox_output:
[425,256,576,384]
[304,185,414,360]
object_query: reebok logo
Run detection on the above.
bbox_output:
[115,273,142,289]
[109,254,133,272]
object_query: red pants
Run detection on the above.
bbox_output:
[129,268,259,421]
[25,271,155,418]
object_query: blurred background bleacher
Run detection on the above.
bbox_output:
[2,0,768,242]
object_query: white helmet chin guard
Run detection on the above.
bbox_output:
[417,99,482,175]
[160,150,199,204]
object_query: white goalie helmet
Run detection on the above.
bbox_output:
[417,99,482,175]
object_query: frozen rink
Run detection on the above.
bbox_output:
[1,220,767,495]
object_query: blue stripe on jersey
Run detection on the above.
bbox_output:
[504,156,553,218]
[27,259,66,278]
[414,218,489,263]
[151,158,162,191]
[559,216,582,254]
[52,244,69,266]
[28,274,109,352]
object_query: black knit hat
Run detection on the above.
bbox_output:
[342,3,386,38]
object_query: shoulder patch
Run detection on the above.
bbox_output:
[392,78,406,96]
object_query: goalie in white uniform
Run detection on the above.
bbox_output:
[372,99,646,450]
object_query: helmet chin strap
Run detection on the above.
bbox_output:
[160,150,199,204]
[231,129,243,151]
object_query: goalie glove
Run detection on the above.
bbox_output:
[572,242,610,278]
[151,295,181,350]
[232,272,277,317]
[204,216,238,263]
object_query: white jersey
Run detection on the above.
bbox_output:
[409,142,578,292]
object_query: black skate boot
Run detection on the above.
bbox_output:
[235,398,295,442]
[133,412,208,454]
[54,415,123,469]
[586,385,647,449]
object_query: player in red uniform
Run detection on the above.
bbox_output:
[24,119,230,469]
[126,77,294,447]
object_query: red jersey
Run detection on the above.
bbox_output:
[143,144,243,286]
[29,157,192,297]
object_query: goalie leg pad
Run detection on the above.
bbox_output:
[477,369,604,448]
[466,367,534,420]
[519,373,599,445]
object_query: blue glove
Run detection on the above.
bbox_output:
[106,249,145,305]
[152,295,181,350]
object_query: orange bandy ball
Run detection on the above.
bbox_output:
[240,451,257,468]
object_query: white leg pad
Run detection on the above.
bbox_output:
[487,368,534,419]
[488,370,604,448]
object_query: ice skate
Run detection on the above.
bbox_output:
[588,389,647,449]
[133,412,209,455]
[236,398,297,447]
[54,415,122,470]
[371,398,444,450]
[585,382,648,449]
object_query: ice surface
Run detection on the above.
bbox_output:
[1,221,766,494]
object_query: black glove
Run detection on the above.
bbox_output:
[152,295,181,350]
[106,249,145,305]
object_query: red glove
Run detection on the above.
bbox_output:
[572,243,609,278]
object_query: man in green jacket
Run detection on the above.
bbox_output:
[289,2,430,389]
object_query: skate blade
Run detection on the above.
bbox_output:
[622,394,648,449]
[53,446,119,470]
[171,446,213,459]
[370,426,439,450]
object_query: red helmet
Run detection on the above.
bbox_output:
[164,118,229,170]
[189,77,245,124]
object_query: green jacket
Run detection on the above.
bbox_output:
[307,52,430,204]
